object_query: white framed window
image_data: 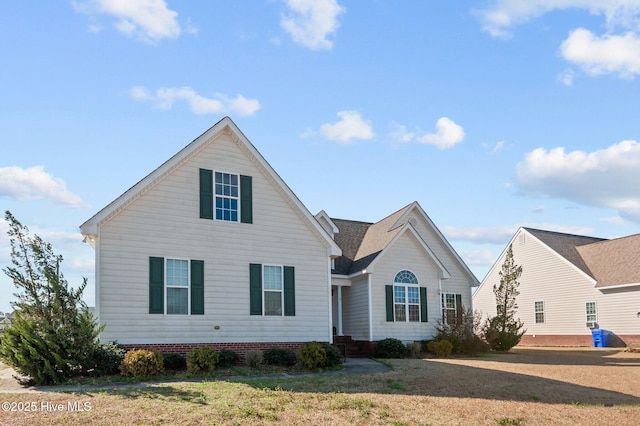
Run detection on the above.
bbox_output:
[215,171,239,222]
[534,301,545,324]
[586,302,597,323]
[166,258,190,315]
[263,265,283,316]
[441,293,462,324]
[393,270,420,322]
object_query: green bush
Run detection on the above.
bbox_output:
[374,338,408,358]
[187,347,219,374]
[162,353,187,370]
[434,306,489,355]
[217,349,240,368]
[246,350,263,368]
[320,342,344,367]
[427,339,453,357]
[263,347,297,366]
[119,350,164,377]
[298,341,327,370]
[483,315,525,351]
[0,212,104,385]
[88,342,126,376]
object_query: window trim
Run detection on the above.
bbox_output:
[392,270,421,323]
[586,301,597,323]
[441,293,462,325]
[534,300,545,324]
[214,170,240,222]
[263,264,284,317]
[165,257,191,316]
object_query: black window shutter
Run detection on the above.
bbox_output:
[284,266,295,316]
[199,169,213,219]
[249,263,262,315]
[385,285,394,322]
[191,260,204,315]
[420,287,428,322]
[456,294,463,322]
[240,175,253,224]
[149,257,164,314]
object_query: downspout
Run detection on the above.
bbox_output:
[438,272,443,322]
[327,251,333,344]
[367,272,373,341]
[337,286,343,336]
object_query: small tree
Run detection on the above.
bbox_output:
[0,211,103,385]
[482,244,525,351]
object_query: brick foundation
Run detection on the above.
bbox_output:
[120,342,306,363]
[519,334,640,348]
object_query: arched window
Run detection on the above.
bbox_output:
[394,270,418,285]
[393,270,420,322]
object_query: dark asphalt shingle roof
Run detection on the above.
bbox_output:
[331,205,411,275]
[524,227,606,279]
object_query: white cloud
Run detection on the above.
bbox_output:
[389,122,415,144]
[319,111,375,143]
[560,28,640,78]
[478,0,640,38]
[281,0,345,50]
[130,86,261,116]
[600,215,626,224]
[558,68,576,85]
[515,140,640,222]
[459,248,500,267]
[74,0,182,44]
[441,223,594,245]
[0,166,85,208]
[418,117,465,149]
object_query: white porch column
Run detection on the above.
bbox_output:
[337,286,343,336]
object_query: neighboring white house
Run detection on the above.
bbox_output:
[80,117,477,355]
[473,227,640,347]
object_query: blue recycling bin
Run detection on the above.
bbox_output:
[592,329,610,347]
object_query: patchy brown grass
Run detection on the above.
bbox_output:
[1,347,639,425]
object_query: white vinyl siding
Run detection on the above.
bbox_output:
[341,275,370,341]
[371,233,441,342]
[474,228,640,340]
[95,131,331,344]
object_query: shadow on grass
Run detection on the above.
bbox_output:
[74,385,210,405]
[239,355,640,406]
[467,347,640,367]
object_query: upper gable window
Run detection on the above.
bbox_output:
[215,172,239,222]
[199,169,252,224]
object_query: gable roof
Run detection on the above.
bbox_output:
[331,202,477,285]
[80,116,341,257]
[524,228,606,278]
[576,234,640,289]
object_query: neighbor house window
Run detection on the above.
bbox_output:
[534,301,545,324]
[215,172,239,221]
[586,302,597,323]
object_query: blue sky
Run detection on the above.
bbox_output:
[2,1,640,313]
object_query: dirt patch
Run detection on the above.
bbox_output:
[0,363,34,393]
